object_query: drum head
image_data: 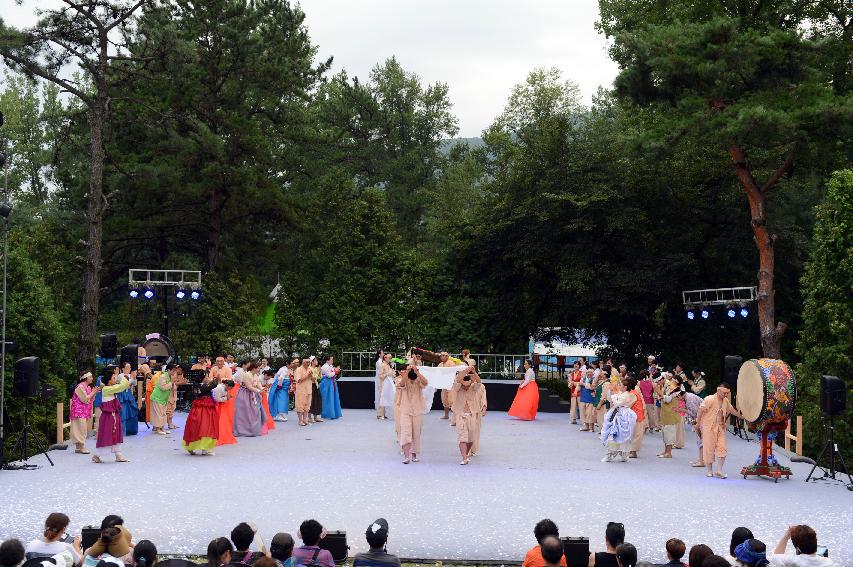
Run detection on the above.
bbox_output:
[737,362,764,423]
[142,336,174,362]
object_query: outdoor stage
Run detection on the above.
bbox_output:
[0,410,850,564]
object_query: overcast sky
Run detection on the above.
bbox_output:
[3,0,619,137]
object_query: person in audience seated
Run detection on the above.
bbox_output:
[523,519,567,567]
[689,545,715,567]
[230,523,264,565]
[270,533,295,567]
[0,539,25,567]
[727,528,754,565]
[131,541,157,567]
[703,557,733,567]
[83,527,130,567]
[254,558,278,567]
[25,513,83,563]
[540,537,565,567]
[353,518,400,567]
[292,520,334,567]
[733,539,769,567]
[588,522,625,567]
[207,537,234,567]
[664,538,686,567]
[84,517,133,567]
[769,525,831,566]
[615,543,637,567]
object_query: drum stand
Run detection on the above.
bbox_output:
[731,417,752,441]
[806,415,853,490]
[740,423,791,483]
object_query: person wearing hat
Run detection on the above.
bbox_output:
[353,519,400,567]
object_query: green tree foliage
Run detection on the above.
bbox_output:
[2,239,71,455]
[596,0,853,357]
[797,170,852,459]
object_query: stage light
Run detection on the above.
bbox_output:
[740,307,749,318]
[129,289,139,299]
[727,307,736,318]
[143,288,155,300]
[190,290,201,300]
[700,309,710,319]
[687,310,695,321]
[175,289,186,300]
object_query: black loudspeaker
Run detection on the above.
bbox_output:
[120,344,139,371]
[13,356,40,397]
[318,531,348,565]
[820,375,846,416]
[562,537,589,567]
[723,355,742,388]
[99,333,117,358]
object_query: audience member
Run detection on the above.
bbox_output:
[540,537,565,567]
[589,522,625,567]
[353,518,401,567]
[769,526,831,566]
[727,528,754,565]
[100,517,124,531]
[615,543,637,567]
[25,513,83,563]
[254,558,278,567]
[270,534,295,567]
[689,544,714,567]
[665,539,686,566]
[703,557,733,567]
[523,519,567,567]
[292,520,334,567]
[230,523,264,565]
[82,527,130,567]
[0,539,25,567]
[131,541,157,567]
[207,537,234,567]
[734,539,768,567]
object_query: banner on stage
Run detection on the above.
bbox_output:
[418,365,466,390]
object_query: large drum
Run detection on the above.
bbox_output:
[736,358,796,431]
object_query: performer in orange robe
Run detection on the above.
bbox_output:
[508,359,539,421]
[211,356,237,446]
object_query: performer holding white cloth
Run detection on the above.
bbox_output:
[376,354,395,419]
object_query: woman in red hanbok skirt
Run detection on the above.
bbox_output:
[508,359,540,421]
[183,373,220,455]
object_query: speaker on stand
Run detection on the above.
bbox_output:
[3,357,54,470]
[723,355,750,441]
[806,375,851,490]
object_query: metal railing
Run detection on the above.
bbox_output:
[341,351,529,380]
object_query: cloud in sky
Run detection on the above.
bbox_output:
[3,0,619,137]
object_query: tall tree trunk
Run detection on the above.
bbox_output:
[75,97,107,373]
[729,145,787,358]
[207,186,225,273]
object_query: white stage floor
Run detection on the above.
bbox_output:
[0,410,850,564]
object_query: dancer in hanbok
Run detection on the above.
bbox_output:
[309,357,324,422]
[259,368,276,432]
[212,357,237,446]
[93,366,131,463]
[377,354,396,419]
[508,359,539,420]
[319,356,342,420]
[397,364,428,463]
[116,363,139,436]
[451,365,486,465]
[269,362,291,422]
[150,363,179,435]
[233,362,265,437]
[294,358,313,426]
[69,372,100,454]
[600,378,638,462]
[183,371,220,455]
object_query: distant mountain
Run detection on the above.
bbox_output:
[439,137,485,154]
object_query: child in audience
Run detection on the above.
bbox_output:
[664,539,686,567]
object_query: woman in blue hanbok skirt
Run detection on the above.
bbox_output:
[319,357,342,420]
[268,364,291,422]
[116,364,139,436]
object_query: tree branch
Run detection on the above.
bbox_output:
[0,50,91,104]
[60,0,105,33]
[104,0,149,33]
[760,143,797,193]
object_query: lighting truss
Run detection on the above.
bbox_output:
[682,286,757,308]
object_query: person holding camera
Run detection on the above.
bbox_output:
[396,364,429,464]
[25,513,83,564]
[451,363,486,465]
